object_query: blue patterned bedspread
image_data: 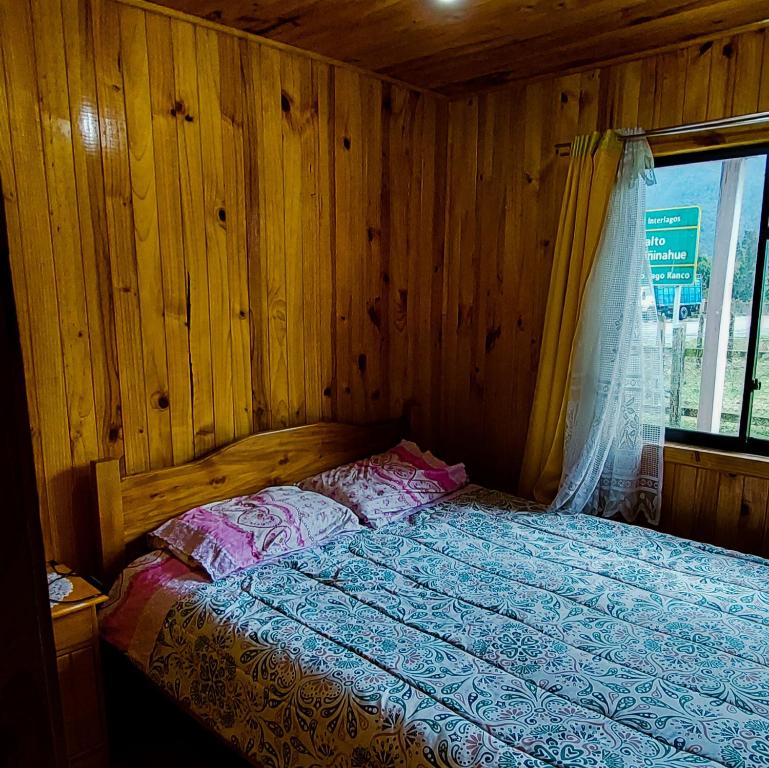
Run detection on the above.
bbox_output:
[146,488,769,767]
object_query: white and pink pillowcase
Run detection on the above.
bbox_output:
[298,440,468,528]
[148,486,361,581]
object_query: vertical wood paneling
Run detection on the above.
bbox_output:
[219,32,251,440]
[146,13,193,465]
[93,0,150,476]
[637,56,658,128]
[731,31,765,115]
[31,0,100,470]
[0,22,51,552]
[299,59,324,425]
[682,43,713,123]
[241,38,269,431]
[0,0,447,567]
[660,457,769,558]
[480,86,520,480]
[706,38,735,120]
[171,18,214,457]
[759,30,769,111]
[426,98,448,446]
[0,0,72,556]
[281,52,308,427]
[314,60,335,423]
[196,26,234,445]
[120,3,173,470]
[388,86,418,424]
[30,0,101,546]
[737,475,768,551]
[441,96,478,460]
[413,94,444,442]
[333,67,361,422]
[61,0,122,465]
[654,50,687,126]
[669,464,697,538]
[360,76,383,422]
[259,45,290,429]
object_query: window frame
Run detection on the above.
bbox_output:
[654,142,769,454]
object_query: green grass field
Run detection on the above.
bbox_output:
[663,336,769,438]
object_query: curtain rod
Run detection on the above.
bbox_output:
[554,111,769,153]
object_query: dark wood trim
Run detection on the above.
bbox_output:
[665,442,769,480]
[0,186,66,765]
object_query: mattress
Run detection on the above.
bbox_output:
[100,486,769,767]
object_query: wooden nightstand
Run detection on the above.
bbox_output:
[48,564,109,768]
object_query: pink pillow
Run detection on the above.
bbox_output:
[148,486,360,580]
[298,440,467,528]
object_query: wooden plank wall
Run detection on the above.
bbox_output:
[661,446,769,557]
[0,0,447,568]
[440,28,769,553]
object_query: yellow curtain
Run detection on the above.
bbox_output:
[518,131,624,503]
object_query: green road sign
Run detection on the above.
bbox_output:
[645,206,701,286]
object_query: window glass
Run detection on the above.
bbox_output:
[646,153,767,437]
[750,240,769,439]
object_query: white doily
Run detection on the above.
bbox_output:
[48,572,73,604]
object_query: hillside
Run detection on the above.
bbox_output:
[647,154,766,303]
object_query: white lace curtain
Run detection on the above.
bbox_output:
[550,131,665,524]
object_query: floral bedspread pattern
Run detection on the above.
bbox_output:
[144,488,769,768]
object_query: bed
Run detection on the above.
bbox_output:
[95,422,769,768]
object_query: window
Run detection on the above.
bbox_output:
[647,144,769,453]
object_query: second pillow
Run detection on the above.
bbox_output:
[298,440,467,528]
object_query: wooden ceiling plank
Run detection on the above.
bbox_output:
[108,0,769,94]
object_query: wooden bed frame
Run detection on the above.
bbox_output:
[92,420,404,581]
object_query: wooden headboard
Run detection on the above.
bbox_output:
[91,421,404,580]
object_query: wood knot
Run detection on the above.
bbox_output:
[740,502,750,517]
[217,207,226,223]
[343,136,351,150]
[367,304,381,329]
[280,92,291,113]
[485,325,502,352]
[152,391,170,410]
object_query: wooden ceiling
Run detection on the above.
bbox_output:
[148,0,769,95]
